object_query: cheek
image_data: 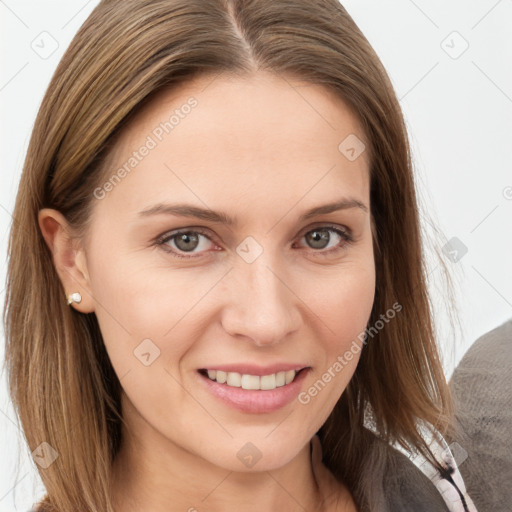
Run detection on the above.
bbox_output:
[298,260,375,412]
[86,245,218,377]
[307,257,376,347]
[87,245,182,332]
[329,264,375,340]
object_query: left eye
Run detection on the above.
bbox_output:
[156,225,352,259]
[294,226,353,254]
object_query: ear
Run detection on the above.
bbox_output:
[38,208,95,313]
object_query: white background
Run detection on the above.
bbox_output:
[1,1,511,509]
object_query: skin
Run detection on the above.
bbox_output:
[39,70,375,511]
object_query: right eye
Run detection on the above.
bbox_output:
[156,228,219,259]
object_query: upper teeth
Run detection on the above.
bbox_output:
[206,370,297,390]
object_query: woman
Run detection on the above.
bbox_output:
[3,0,477,511]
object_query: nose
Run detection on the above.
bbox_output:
[220,254,301,347]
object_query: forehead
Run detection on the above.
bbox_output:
[95,70,370,219]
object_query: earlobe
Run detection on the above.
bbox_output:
[37,208,95,313]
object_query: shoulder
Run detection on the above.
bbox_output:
[311,432,452,512]
[312,427,477,512]
[378,435,454,512]
[453,318,512,372]
[450,318,512,442]
[385,422,478,512]
[449,318,512,511]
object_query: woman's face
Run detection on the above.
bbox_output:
[81,70,375,471]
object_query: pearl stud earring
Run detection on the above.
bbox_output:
[66,292,82,305]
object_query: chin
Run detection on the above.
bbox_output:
[200,436,306,473]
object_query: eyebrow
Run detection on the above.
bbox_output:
[137,198,368,227]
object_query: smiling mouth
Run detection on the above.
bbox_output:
[198,368,308,391]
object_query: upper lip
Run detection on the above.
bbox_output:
[200,363,309,376]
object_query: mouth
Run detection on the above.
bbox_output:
[196,366,311,414]
[198,367,308,391]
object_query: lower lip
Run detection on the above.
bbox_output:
[197,368,310,414]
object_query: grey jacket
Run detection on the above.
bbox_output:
[448,318,512,512]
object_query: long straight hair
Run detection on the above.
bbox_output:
[3,1,457,510]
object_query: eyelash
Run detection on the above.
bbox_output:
[155,224,354,260]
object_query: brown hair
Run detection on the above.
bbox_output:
[3,0,458,510]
